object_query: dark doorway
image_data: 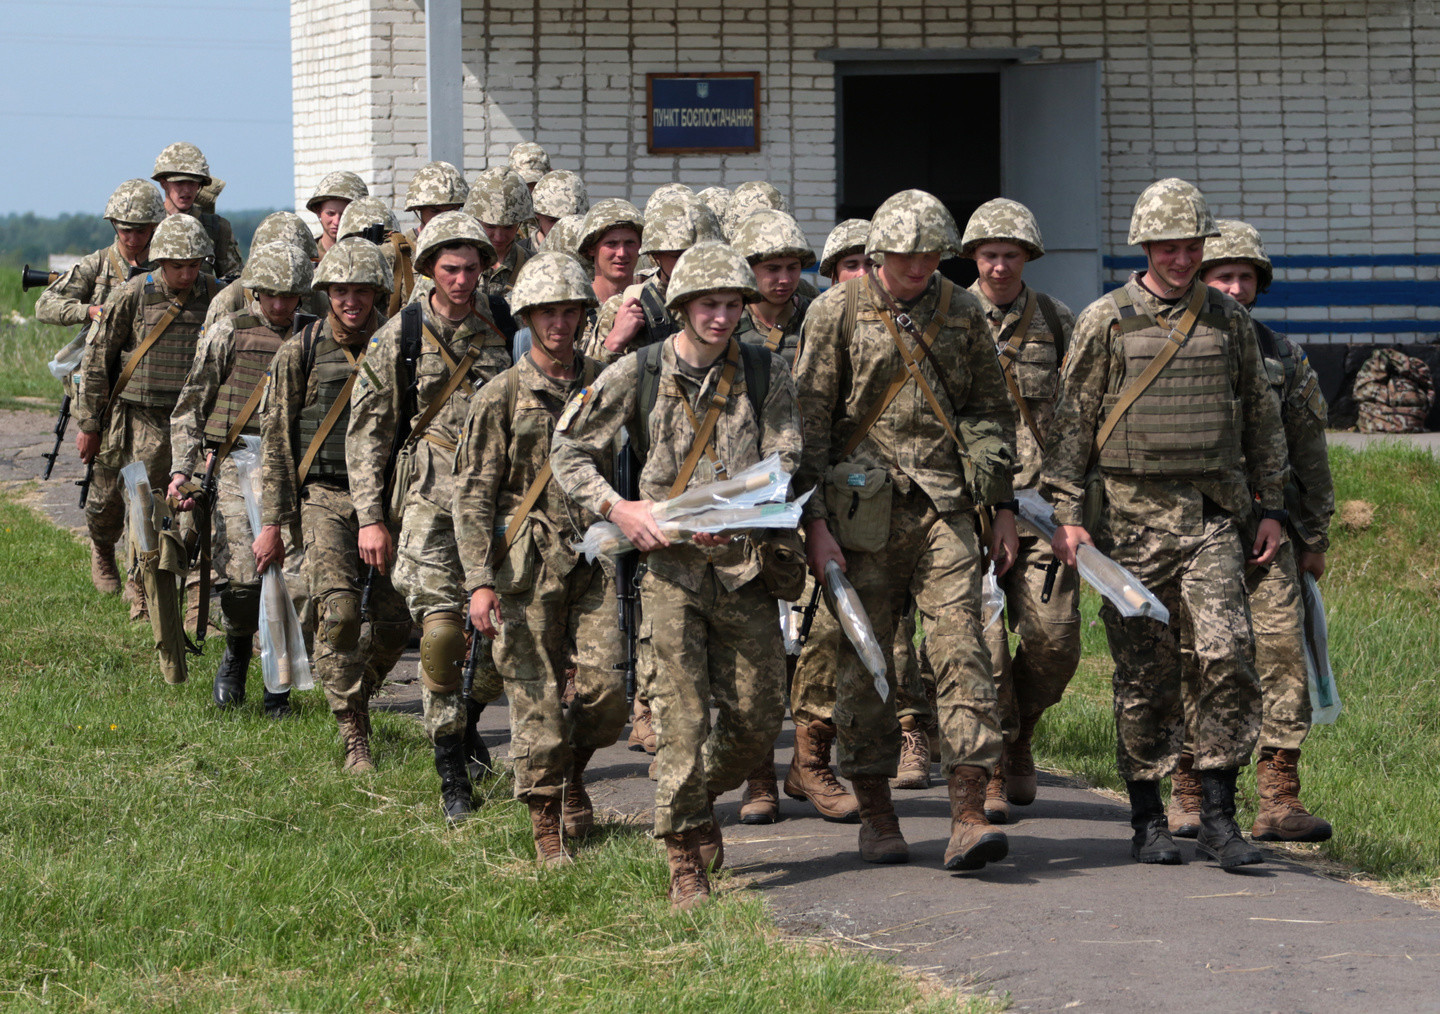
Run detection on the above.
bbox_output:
[838,72,1001,286]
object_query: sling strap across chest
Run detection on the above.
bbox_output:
[212,371,272,465]
[296,326,362,485]
[993,289,1044,444]
[407,322,483,453]
[668,337,743,498]
[107,289,189,408]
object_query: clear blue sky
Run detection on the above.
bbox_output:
[0,0,294,216]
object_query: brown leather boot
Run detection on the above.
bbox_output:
[851,776,909,864]
[529,797,574,867]
[628,701,657,754]
[663,828,710,910]
[125,576,148,622]
[91,541,121,594]
[983,765,1010,825]
[783,720,860,822]
[697,792,724,871]
[740,755,780,825]
[944,766,1009,871]
[1167,752,1202,838]
[562,747,595,838]
[891,715,932,790]
[1252,748,1333,842]
[336,710,374,773]
[1005,712,1040,805]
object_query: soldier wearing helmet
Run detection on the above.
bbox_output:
[507,141,552,189]
[306,170,369,255]
[256,236,411,770]
[795,188,1020,874]
[394,162,470,306]
[346,210,517,823]
[729,209,816,369]
[464,170,536,295]
[151,141,243,279]
[819,219,873,284]
[205,213,325,331]
[453,253,623,866]
[695,186,732,226]
[1042,179,1288,871]
[553,240,802,910]
[337,197,413,318]
[530,171,589,247]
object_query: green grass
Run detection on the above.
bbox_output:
[0,496,1000,1013]
[1035,442,1440,896]
[0,270,69,409]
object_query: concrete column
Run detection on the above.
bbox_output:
[424,0,463,171]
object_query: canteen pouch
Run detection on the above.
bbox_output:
[825,462,893,553]
[1081,467,1105,535]
[755,528,807,601]
[386,443,418,522]
[494,519,537,596]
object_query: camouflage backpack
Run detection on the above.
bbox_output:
[1353,348,1434,434]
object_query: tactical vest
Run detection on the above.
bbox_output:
[203,314,287,446]
[1097,287,1242,477]
[119,277,217,407]
[1254,320,1297,414]
[737,296,808,369]
[296,328,361,482]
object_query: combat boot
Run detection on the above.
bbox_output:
[783,719,860,822]
[1005,712,1040,805]
[851,776,909,864]
[1195,767,1265,869]
[125,576,148,622]
[628,701,657,754]
[739,755,780,825]
[891,715,932,790]
[433,733,474,823]
[529,797,574,867]
[91,541,121,594]
[336,710,374,773]
[1166,751,1202,838]
[1252,748,1333,842]
[1127,780,1182,864]
[983,765,1010,825]
[943,766,1009,871]
[263,690,291,719]
[563,747,596,838]
[663,828,710,911]
[697,792,724,871]
[463,698,493,780]
[212,634,251,709]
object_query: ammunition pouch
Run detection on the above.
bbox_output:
[419,610,466,693]
[824,462,893,553]
[494,519,537,596]
[755,529,807,601]
[386,443,418,523]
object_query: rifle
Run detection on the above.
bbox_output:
[42,394,70,480]
[292,310,319,334]
[613,440,641,704]
[360,565,376,621]
[795,583,822,648]
[76,463,93,507]
[462,613,482,701]
[360,223,387,246]
[22,265,60,290]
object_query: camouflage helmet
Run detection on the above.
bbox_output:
[195,178,225,214]
[531,170,589,219]
[241,241,314,296]
[723,181,789,238]
[405,161,469,212]
[463,169,534,226]
[104,179,166,226]
[640,197,724,256]
[1200,219,1274,292]
[819,218,871,278]
[337,197,399,241]
[866,189,962,261]
[313,236,393,293]
[1127,177,1220,245]
[149,213,215,261]
[730,209,817,269]
[664,241,760,310]
[695,186,732,223]
[961,198,1045,260]
[541,214,590,265]
[507,141,552,184]
[643,182,695,217]
[414,210,497,276]
[507,251,599,321]
[305,170,368,213]
[151,141,212,185]
[251,211,320,261]
[578,198,645,257]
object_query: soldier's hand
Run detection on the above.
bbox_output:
[990,508,1020,577]
[167,472,196,512]
[469,587,503,638]
[612,499,669,551]
[252,524,285,573]
[358,522,395,574]
[1051,524,1092,569]
[88,305,104,322]
[1250,518,1283,566]
[603,297,646,353]
[805,520,846,579]
[693,531,732,548]
[1298,550,1326,579]
[76,429,100,464]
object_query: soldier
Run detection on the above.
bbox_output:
[958,198,1081,823]
[306,170,369,254]
[151,142,243,279]
[346,211,514,821]
[464,170,534,295]
[167,241,315,717]
[507,141,551,191]
[729,210,815,368]
[695,186,732,227]
[531,170,589,247]
[393,161,471,307]
[204,213,322,330]
[258,237,411,768]
[455,253,625,865]
[552,240,802,909]
[1163,219,1334,844]
[1042,179,1288,869]
[818,219,872,283]
[74,215,222,619]
[796,189,1020,871]
[721,181,788,241]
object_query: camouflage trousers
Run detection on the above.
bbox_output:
[793,593,928,726]
[86,400,172,546]
[1182,538,1310,752]
[832,488,1002,780]
[891,607,936,724]
[496,555,626,801]
[212,454,309,638]
[300,482,411,715]
[1097,511,1261,780]
[643,568,786,837]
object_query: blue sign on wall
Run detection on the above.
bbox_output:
[647,73,761,154]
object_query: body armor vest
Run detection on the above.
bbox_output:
[119,277,215,407]
[203,314,286,446]
[296,329,362,482]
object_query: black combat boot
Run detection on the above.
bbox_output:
[262,690,292,719]
[1196,767,1265,870]
[434,733,474,823]
[463,698,493,781]
[1127,780,1182,864]
[212,635,252,709]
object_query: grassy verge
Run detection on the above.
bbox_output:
[0,270,69,409]
[0,495,1000,1013]
[1035,442,1440,898]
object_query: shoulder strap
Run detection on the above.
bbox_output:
[106,245,128,283]
[511,243,530,277]
[871,277,972,466]
[389,232,413,318]
[737,341,769,421]
[212,373,272,464]
[107,287,188,407]
[405,340,482,449]
[1036,292,1066,362]
[632,341,663,461]
[295,326,360,484]
[995,289,1044,445]
[668,338,742,498]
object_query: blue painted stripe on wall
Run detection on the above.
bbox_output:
[1103,254,1440,270]
[1267,319,1439,335]
[1264,281,1440,308]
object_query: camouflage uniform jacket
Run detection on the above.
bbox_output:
[346,296,512,528]
[735,295,812,370]
[454,352,607,592]
[794,272,1017,526]
[968,281,1076,489]
[479,239,534,297]
[185,209,244,279]
[552,336,803,594]
[1041,275,1287,536]
[583,273,676,366]
[1256,319,1334,552]
[204,278,328,331]
[35,241,147,327]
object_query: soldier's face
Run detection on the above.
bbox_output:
[753,257,801,306]
[328,284,376,328]
[1143,238,1205,293]
[159,258,202,291]
[878,251,941,301]
[114,223,157,259]
[529,302,584,354]
[684,292,744,346]
[418,205,462,227]
[1202,262,1259,308]
[653,252,682,280]
[593,227,640,282]
[973,242,1028,301]
[431,246,483,305]
[831,252,873,283]
[481,221,519,259]
[257,292,302,327]
[161,178,201,211]
[316,199,349,241]
[535,214,558,238]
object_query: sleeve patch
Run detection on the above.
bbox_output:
[555,387,592,434]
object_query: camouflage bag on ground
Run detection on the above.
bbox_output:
[1353,348,1434,433]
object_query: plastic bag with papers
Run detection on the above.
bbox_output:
[824,560,888,700]
[1300,572,1341,725]
[982,563,1006,633]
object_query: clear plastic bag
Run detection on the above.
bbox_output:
[119,461,156,553]
[982,563,1006,632]
[1300,572,1341,725]
[655,452,791,519]
[47,332,86,382]
[779,599,801,655]
[824,560,887,700]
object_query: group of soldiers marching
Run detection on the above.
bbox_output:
[36,138,1334,910]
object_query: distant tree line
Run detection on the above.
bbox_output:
[0,209,281,269]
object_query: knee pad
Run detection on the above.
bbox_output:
[319,591,361,651]
[220,584,262,636]
[419,611,466,694]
